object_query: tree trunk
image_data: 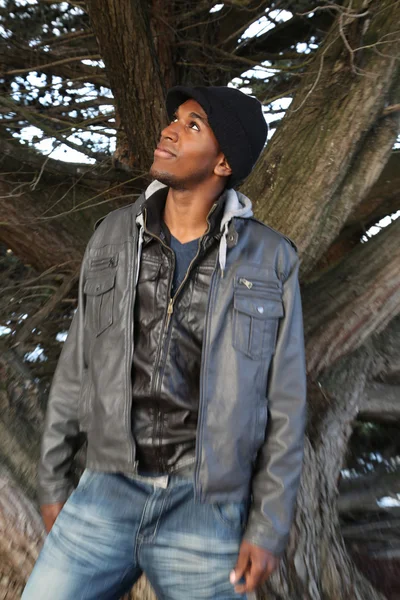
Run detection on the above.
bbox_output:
[315,150,400,273]
[302,217,400,376]
[86,0,167,174]
[358,382,400,423]
[242,0,400,277]
[262,316,400,600]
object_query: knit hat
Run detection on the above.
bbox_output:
[165,85,268,188]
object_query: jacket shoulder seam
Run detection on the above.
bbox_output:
[248,216,298,253]
[93,197,143,232]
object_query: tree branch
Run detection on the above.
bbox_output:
[303,218,400,377]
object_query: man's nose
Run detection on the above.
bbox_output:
[160,121,179,142]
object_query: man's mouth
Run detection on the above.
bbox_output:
[154,144,176,158]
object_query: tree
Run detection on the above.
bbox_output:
[1,1,399,598]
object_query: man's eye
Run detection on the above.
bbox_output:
[189,121,200,131]
[171,116,178,123]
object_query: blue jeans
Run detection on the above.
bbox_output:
[22,468,251,599]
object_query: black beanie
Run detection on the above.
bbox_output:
[165,85,268,188]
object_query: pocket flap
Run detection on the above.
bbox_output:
[84,272,116,295]
[234,293,284,319]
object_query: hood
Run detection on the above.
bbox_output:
[134,180,253,285]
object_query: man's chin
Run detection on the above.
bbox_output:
[149,166,186,191]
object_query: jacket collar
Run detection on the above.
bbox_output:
[135,180,254,278]
[140,183,228,246]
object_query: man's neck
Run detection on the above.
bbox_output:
[162,185,224,244]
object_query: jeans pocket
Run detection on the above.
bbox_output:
[212,500,248,533]
[77,468,95,492]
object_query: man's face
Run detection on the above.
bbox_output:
[150,98,227,190]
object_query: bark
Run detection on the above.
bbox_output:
[242,0,400,277]
[262,314,400,599]
[358,382,400,423]
[341,517,400,541]
[314,150,400,274]
[0,136,140,271]
[338,470,400,513]
[0,340,46,502]
[0,38,107,85]
[263,347,386,600]
[233,7,334,60]
[302,217,400,378]
[347,150,400,229]
[342,517,400,558]
[0,466,45,600]
[86,0,167,173]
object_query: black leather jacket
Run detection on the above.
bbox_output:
[38,180,307,556]
[131,185,227,473]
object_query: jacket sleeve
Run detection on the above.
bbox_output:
[37,244,89,506]
[242,244,307,556]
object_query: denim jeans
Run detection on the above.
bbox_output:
[22,468,251,600]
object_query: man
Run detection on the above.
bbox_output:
[22,86,307,600]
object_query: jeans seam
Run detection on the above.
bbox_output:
[134,493,152,562]
[152,486,172,540]
[110,562,138,600]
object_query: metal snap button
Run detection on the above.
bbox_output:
[257,306,264,314]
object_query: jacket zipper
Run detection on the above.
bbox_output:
[142,203,218,471]
[165,202,218,329]
[238,277,281,294]
[90,256,117,268]
[155,222,214,397]
[145,202,218,387]
[127,231,139,471]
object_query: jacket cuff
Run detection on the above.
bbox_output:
[37,481,74,506]
[242,519,288,557]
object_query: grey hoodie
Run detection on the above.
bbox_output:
[135,179,254,283]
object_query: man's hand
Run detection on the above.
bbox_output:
[230,540,280,594]
[40,502,65,534]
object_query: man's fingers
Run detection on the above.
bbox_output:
[234,562,265,594]
[230,543,250,584]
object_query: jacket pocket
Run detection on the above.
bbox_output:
[233,292,284,359]
[84,271,116,336]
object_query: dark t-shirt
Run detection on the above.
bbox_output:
[169,234,200,296]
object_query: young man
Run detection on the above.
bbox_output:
[22,86,307,600]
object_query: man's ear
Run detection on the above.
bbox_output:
[214,154,232,178]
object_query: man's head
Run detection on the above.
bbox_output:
[150,98,231,192]
[150,85,268,191]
